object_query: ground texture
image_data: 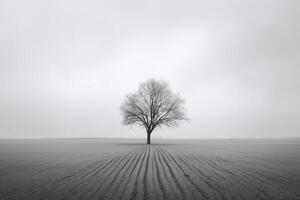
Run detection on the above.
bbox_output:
[0,139,299,200]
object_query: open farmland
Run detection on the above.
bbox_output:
[0,139,299,200]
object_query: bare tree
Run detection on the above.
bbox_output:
[120,79,188,144]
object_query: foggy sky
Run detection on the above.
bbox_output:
[0,0,299,138]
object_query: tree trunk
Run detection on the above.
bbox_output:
[147,131,151,145]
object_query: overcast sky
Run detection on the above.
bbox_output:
[0,0,299,138]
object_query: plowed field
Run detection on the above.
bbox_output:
[0,139,299,200]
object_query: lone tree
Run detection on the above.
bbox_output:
[120,79,188,144]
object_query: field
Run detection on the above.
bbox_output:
[0,138,299,200]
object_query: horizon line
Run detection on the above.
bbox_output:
[0,137,299,140]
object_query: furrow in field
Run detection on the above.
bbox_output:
[111,146,146,199]
[156,145,185,199]
[189,152,258,200]
[112,145,148,200]
[117,145,148,200]
[58,152,121,184]
[152,145,168,200]
[190,152,273,200]
[56,153,125,200]
[88,147,143,200]
[129,146,149,200]
[142,146,151,200]
[2,156,115,200]
[148,146,159,200]
[153,145,176,199]
[178,153,227,200]
[160,146,208,200]
[58,147,139,200]
[203,154,276,199]
[230,156,300,197]
[101,146,145,200]
[214,155,300,199]
[158,146,194,199]
[146,145,157,200]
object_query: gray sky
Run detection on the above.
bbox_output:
[0,0,299,138]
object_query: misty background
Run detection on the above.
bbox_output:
[0,0,299,139]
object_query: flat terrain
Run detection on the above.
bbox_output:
[0,138,299,200]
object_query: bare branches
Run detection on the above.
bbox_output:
[120,79,188,135]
